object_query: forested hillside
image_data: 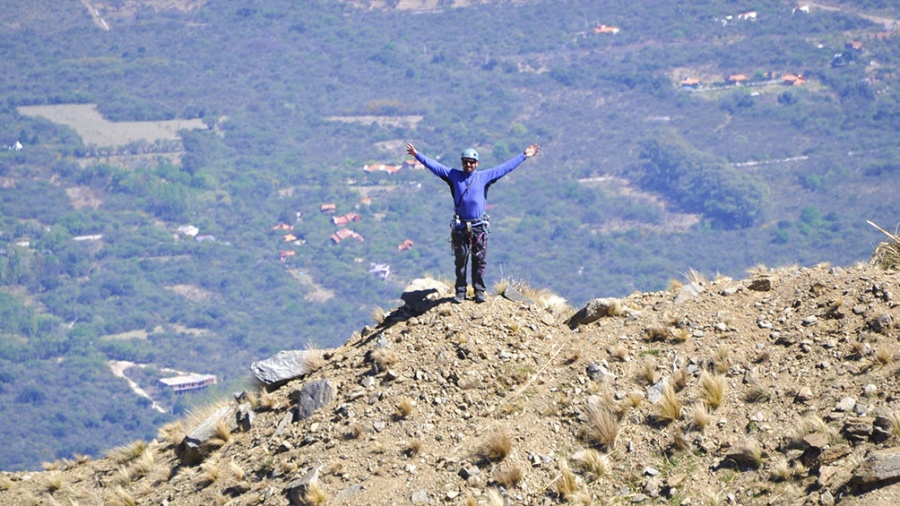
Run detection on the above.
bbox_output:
[1,0,898,470]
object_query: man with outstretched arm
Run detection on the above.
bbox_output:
[406,142,540,303]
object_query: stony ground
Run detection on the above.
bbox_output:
[3,261,900,505]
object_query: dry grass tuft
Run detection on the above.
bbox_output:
[493,278,511,296]
[304,482,327,506]
[746,264,769,276]
[610,343,628,362]
[712,348,731,373]
[44,472,63,492]
[572,448,610,481]
[691,403,712,430]
[477,427,512,463]
[699,372,726,410]
[872,236,900,270]
[345,422,365,440]
[671,368,688,391]
[625,391,644,408]
[229,461,246,481]
[201,458,221,486]
[768,457,794,482]
[640,357,660,385]
[129,449,156,480]
[684,267,707,285]
[213,418,232,444]
[671,327,691,343]
[109,487,137,506]
[888,412,900,440]
[485,488,504,506]
[667,278,684,291]
[369,348,397,372]
[654,383,683,424]
[874,347,896,366]
[555,461,579,501]
[108,440,149,465]
[157,420,186,448]
[493,464,524,488]
[302,346,326,372]
[799,415,835,437]
[581,396,620,450]
[0,475,13,491]
[645,324,669,342]
[746,385,772,403]
[395,397,415,419]
[403,438,423,457]
[370,305,386,325]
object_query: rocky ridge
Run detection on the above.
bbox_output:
[2,262,900,505]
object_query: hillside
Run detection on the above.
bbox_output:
[2,0,900,473]
[3,253,900,504]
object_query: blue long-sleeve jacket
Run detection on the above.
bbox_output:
[415,152,528,221]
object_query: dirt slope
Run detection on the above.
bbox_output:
[2,261,900,505]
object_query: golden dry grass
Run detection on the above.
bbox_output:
[572,448,609,481]
[712,348,730,373]
[699,372,726,410]
[305,482,327,506]
[395,397,415,419]
[654,383,683,424]
[581,396,619,450]
[555,461,579,501]
[872,238,900,270]
[229,461,246,481]
[370,305,386,325]
[477,427,512,463]
[345,422,365,440]
[610,343,629,362]
[369,348,397,371]
[671,326,691,343]
[403,438,423,457]
[107,440,149,465]
[691,403,712,431]
[108,487,136,506]
[640,357,660,385]
[493,464,524,488]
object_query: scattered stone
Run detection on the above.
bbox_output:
[287,465,322,505]
[869,313,893,333]
[802,315,819,326]
[567,297,622,327]
[334,484,364,503]
[795,387,813,403]
[251,350,315,389]
[502,284,535,305]
[852,447,900,486]
[748,278,771,291]
[293,379,334,421]
[586,362,616,383]
[842,417,874,443]
[835,397,856,412]
[176,405,238,464]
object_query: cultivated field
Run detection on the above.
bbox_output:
[18,103,206,148]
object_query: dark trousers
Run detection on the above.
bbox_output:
[452,224,488,295]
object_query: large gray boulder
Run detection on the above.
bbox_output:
[401,278,450,314]
[567,297,621,328]
[293,379,334,421]
[251,350,314,389]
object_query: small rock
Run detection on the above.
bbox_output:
[834,397,856,412]
[795,387,813,403]
[748,278,771,291]
[410,489,429,504]
[802,315,819,326]
[864,384,878,396]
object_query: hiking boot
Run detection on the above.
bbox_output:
[474,291,487,303]
[452,293,466,304]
